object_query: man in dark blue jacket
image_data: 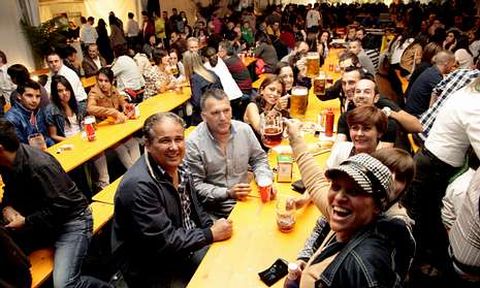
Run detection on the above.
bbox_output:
[112,112,233,288]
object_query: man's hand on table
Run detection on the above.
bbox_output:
[211,218,233,241]
[227,183,252,201]
[284,119,303,139]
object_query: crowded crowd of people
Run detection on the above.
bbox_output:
[0,0,479,287]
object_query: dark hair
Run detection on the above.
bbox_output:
[50,75,79,124]
[255,32,272,45]
[128,12,134,19]
[80,16,87,24]
[46,49,61,60]
[200,88,229,111]
[87,16,94,23]
[219,40,235,56]
[113,44,128,58]
[347,105,387,138]
[16,79,41,95]
[63,45,77,58]
[275,61,293,75]
[259,75,286,95]
[421,42,443,64]
[371,147,415,203]
[7,64,30,85]
[0,50,6,64]
[152,48,168,65]
[97,67,114,83]
[338,51,360,66]
[143,112,185,145]
[0,119,20,152]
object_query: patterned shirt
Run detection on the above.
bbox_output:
[144,65,176,98]
[157,164,196,230]
[419,69,480,141]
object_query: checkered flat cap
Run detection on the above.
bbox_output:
[325,153,394,210]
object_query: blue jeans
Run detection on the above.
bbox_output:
[53,208,111,288]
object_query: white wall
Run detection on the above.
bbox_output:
[0,0,36,70]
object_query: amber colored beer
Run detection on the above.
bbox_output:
[306,52,320,78]
[314,75,326,96]
[262,126,283,148]
[290,86,308,119]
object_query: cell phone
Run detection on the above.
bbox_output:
[258,258,289,286]
[291,179,306,194]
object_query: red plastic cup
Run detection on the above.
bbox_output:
[257,177,273,203]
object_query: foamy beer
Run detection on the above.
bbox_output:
[314,72,326,96]
[290,86,309,119]
[306,52,320,77]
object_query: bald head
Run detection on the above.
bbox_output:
[433,50,457,74]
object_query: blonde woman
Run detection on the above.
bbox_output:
[182,50,222,125]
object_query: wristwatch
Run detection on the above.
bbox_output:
[382,107,392,118]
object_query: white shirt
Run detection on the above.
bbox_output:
[125,19,140,37]
[133,53,152,76]
[0,64,16,102]
[79,23,98,44]
[64,114,81,138]
[326,142,354,169]
[45,64,88,102]
[204,58,242,100]
[425,85,480,167]
[306,9,321,28]
[93,58,102,70]
[111,55,145,91]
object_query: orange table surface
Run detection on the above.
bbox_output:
[81,76,97,88]
[242,56,257,67]
[47,88,191,172]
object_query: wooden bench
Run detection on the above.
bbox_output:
[29,201,114,288]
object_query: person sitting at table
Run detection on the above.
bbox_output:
[276,61,311,95]
[294,146,416,287]
[167,48,186,83]
[328,105,387,168]
[46,75,110,190]
[87,67,141,170]
[255,32,278,74]
[5,79,54,147]
[111,44,145,103]
[112,112,233,287]
[182,50,222,125]
[218,40,253,96]
[348,39,377,77]
[203,46,246,121]
[0,119,111,288]
[62,45,82,77]
[45,50,88,111]
[285,120,415,287]
[244,75,289,135]
[82,43,106,77]
[185,89,273,219]
[143,48,179,98]
[7,64,50,109]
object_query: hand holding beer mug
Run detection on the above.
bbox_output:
[290,86,309,119]
[28,133,47,151]
[260,111,284,148]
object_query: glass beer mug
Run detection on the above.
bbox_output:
[306,52,320,78]
[290,86,309,119]
[260,111,283,148]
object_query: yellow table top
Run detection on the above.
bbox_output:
[188,149,331,288]
[81,76,97,88]
[242,56,257,67]
[47,88,191,172]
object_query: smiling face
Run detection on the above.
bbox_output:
[56,82,71,104]
[146,118,185,172]
[320,32,329,43]
[328,173,379,242]
[341,70,361,101]
[350,122,380,154]
[278,66,294,91]
[353,79,379,106]
[88,44,99,59]
[201,97,232,137]
[169,52,178,64]
[260,80,283,106]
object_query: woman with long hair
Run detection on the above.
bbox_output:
[96,18,114,63]
[144,48,179,98]
[254,32,278,73]
[46,75,110,191]
[182,50,222,125]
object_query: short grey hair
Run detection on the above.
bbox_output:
[143,112,185,144]
[200,89,229,111]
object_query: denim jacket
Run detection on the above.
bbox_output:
[45,103,86,138]
[5,103,54,147]
[311,217,415,288]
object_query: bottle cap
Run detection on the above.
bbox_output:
[288,262,299,272]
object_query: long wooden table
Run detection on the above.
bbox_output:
[188,49,343,287]
[47,88,191,172]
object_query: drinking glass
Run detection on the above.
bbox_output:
[276,196,296,233]
[260,111,283,149]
